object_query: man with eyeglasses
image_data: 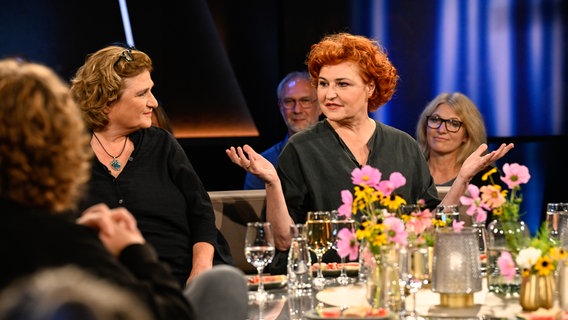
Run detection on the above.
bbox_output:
[244,71,322,190]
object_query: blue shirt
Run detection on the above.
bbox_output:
[243,134,290,190]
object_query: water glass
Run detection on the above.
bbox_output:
[287,224,312,291]
[245,222,275,302]
[330,210,355,285]
[545,203,565,241]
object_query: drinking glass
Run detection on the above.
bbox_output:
[435,204,460,227]
[245,222,275,302]
[306,211,333,290]
[402,245,428,320]
[546,203,568,242]
[330,210,355,285]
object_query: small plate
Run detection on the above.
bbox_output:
[311,263,360,277]
[246,274,287,291]
[304,309,390,320]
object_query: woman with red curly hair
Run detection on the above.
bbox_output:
[227,33,513,272]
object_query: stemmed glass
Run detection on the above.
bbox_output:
[245,222,275,302]
[402,245,428,320]
[306,211,333,290]
[330,210,355,285]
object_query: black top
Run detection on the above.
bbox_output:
[79,126,232,286]
[0,199,194,320]
[277,119,441,224]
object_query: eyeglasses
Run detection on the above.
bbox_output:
[280,97,317,110]
[113,48,134,68]
[426,115,463,133]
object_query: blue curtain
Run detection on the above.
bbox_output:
[352,0,566,234]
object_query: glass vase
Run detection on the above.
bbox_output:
[365,244,403,314]
[519,274,555,311]
[486,219,530,296]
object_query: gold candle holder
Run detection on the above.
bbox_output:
[439,293,474,308]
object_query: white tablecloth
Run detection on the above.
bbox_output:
[315,279,525,319]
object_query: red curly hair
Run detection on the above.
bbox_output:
[306,33,399,112]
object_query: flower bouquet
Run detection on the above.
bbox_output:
[460,162,567,304]
[334,165,435,311]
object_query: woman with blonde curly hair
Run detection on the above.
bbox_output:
[70,45,233,289]
[226,33,513,272]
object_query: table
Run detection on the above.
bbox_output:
[247,278,536,320]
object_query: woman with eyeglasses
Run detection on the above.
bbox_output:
[70,46,235,291]
[416,92,502,187]
[226,33,514,253]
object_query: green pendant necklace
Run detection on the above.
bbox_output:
[93,133,128,171]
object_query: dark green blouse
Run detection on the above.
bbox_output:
[277,119,441,224]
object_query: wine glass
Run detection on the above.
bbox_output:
[245,222,275,302]
[402,245,428,320]
[306,211,333,290]
[330,210,355,285]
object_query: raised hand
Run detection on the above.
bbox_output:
[459,143,514,182]
[225,145,279,186]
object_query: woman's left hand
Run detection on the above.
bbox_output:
[459,143,514,182]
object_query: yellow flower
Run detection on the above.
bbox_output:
[432,219,446,228]
[379,194,406,212]
[534,255,555,276]
[550,247,568,261]
[482,167,498,181]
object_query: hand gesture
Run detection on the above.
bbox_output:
[459,143,514,182]
[225,144,279,186]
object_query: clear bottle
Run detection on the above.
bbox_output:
[287,224,312,292]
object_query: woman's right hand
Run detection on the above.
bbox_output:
[77,203,145,257]
[225,144,279,186]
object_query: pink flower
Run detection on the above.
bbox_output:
[377,172,406,196]
[351,165,381,187]
[336,228,359,261]
[337,190,353,218]
[497,251,517,281]
[460,184,490,221]
[501,163,531,190]
[452,220,465,232]
[405,209,433,234]
[383,216,408,246]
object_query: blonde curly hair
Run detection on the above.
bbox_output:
[306,32,399,112]
[70,46,153,131]
[0,58,92,213]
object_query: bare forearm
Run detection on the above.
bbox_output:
[265,179,293,251]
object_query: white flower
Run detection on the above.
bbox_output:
[515,247,542,270]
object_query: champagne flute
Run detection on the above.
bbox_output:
[245,222,275,302]
[306,211,333,290]
[330,210,355,285]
